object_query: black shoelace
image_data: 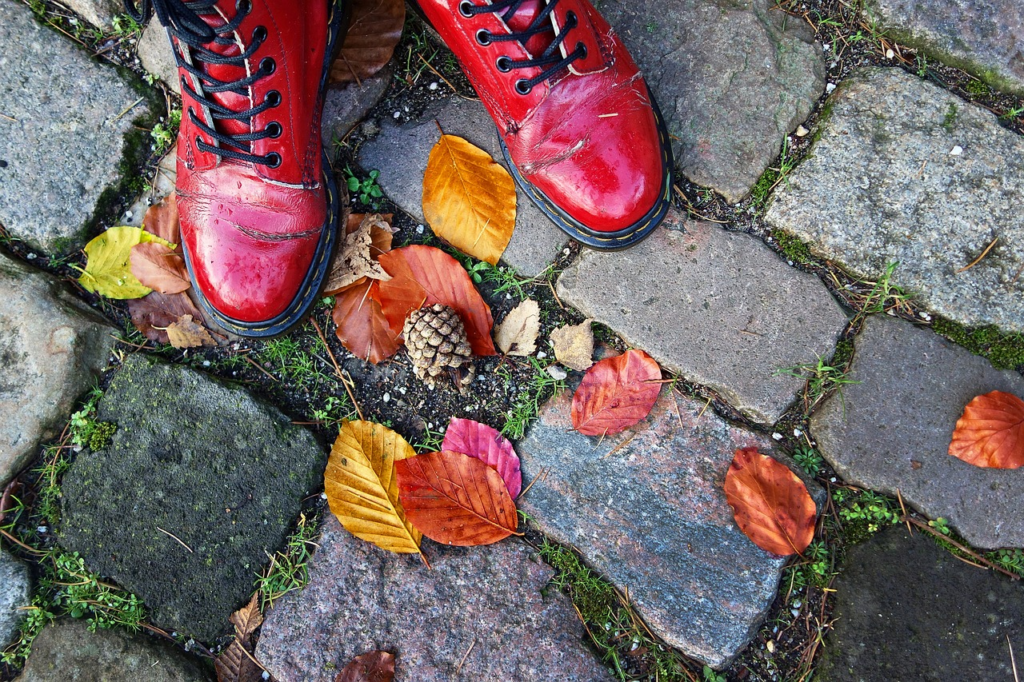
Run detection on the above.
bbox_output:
[125,0,283,167]
[459,0,586,94]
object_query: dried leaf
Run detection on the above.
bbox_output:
[571,349,661,436]
[324,214,393,295]
[229,594,263,639]
[442,417,521,499]
[324,420,423,555]
[78,226,173,299]
[494,299,539,356]
[724,447,816,556]
[332,278,401,364]
[377,245,496,356]
[128,291,205,344]
[550,319,595,371]
[949,390,1024,469]
[329,0,405,84]
[130,242,190,294]
[215,594,264,682]
[166,314,217,349]
[396,450,518,546]
[422,134,516,265]
[335,651,395,682]
[142,193,179,245]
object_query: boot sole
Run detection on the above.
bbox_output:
[184,0,350,338]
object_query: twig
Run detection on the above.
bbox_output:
[901,515,1019,580]
[1009,636,1019,682]
[341,370,365,421]
[243,355,278,382]
[310,316,345,382]
[696,396,713,420]
[237,640,270,674]
[418,54,460,96]
[111,97,145,124]
[339,52,362,87]
[0,112,16,122]
[955,237,999,273]
[419,549,432,570]
[601,434,636,460]
[455,638,476,674]
[519,467,549,498]
[673,184,729,223]
[896,489,911,534]
[111,334,151,351]
[0,528,45,554]
[156,526,193,553]
[547,279,565,310]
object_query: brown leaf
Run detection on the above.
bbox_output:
[724,447,817,557]
[324,214,394,295]
[130,242,190,294]
[494,299,539,356]
[128,291,205,344]
[396,450,518,546]
[550,319,594,371]
[335,650,396,682]
[949,390,1024,469]
[229,594,263,639]
[141,193,180,245]
[332,278,402,364]
[166,314,217,349]
[571,349,661,436]
[330,0,405,85]
[214,641,263,682]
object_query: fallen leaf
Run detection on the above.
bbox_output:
[78,226,173,299]
[130,242,190,294]
[324,420,423,556]
[324,213,393,295]
[214,594,264,682]
[128,291,205,344]
[332,278,401,364]
[329,0,405,84]
[494,299,539,356]
[142,193,179,245]
[724,447,816,556]
[550,319,595,371]
[377,245,496,355]
[422,134,517,265]
[166,314,217,349]
[335,651,395,682]
[442,417,521,498]
[571,349,661,436]
[229,594,263,639]
[396,450,518,546]
[949,390,1024,469]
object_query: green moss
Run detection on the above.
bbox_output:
[87,422,117,451]
[964,79,991,97]
[770,229,814,265]
[942,103,958,130]
[932,318,1024,370]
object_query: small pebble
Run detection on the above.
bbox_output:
[429,82,438,90]
[124,210,133,220]
[383,392,391,403]
[202,360,210,367]
[794,125,809,137]
[949,145,963,156]
[885,48,895,59]
[262,673,270,681]
[37,526,47,534]
[793,428,803,437]
[562,248,570,256]
[546,366,568,380]
[537,351,547,359]
[320,492,327,499]
[825,82,837,94]
[772,432,783,441]
[393,111,401,119]
[920,311,932,321]
[416,224,425,234]
[791,608,801,618]
[26,253,36,260]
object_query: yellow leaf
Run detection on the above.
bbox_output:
[422,134,516,265]
[325,420,423,555]
[78,226,174,299]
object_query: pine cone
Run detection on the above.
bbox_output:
[403,304,475,391]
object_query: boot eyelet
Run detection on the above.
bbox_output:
[260,57,276,74]
[266,122,282,138]
[265,152,282,168]
[476,29,492,46]
[235,0,251,13]
[496,56,512,72]
[265,90,281,107]
[459,0,474,16]
[252,26,268,43]
[515,79,532,95]
[576,42,587,58]
[566,10,577,23]
[195,134,204,148]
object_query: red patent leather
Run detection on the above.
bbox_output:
[415,0,665,232]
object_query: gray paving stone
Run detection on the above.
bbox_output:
[59,356,326,642]
[358,97,569,277]
[601,0,825,202]
[137,23,179,96]
[0,2,152,254]
[556,210,848,424]
[0,254,115,488]
[321,66,392,148]
[517,386,821,669]
[810,315,1024,549]
[766,67,1024,333]
[0,550,30,651]
[61,0,122,31]
[866,0,1024,94]
[256,516,614,682]
[816,526,1024,681]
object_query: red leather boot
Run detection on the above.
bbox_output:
[411,0,673,250]
[126,0,347,336]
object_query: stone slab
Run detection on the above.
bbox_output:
[816,526,1024,681]
[556,210,848,424]
[0,254,115,487]
[866,0,1024,94]
[810,315,1024,549]
[137,23,179,96]
[601,0,825,202]
[321,67,392,148]
[358,96,569,277]
[0,2,151,253]
[256,516,614,682]
[766,67,1024,333]
[59,356,326,642]
[18,618,212,681]
[0,550,31,650]
[61,0,122,30]
[517,386,822,669]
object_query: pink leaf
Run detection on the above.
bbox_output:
[442,418,522,499]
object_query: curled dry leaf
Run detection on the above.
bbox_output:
[494,299,539,356]
[571,349,661,436]
[214,594,264,682]
[78,226,173,299]
[333,278,401,364]
[396,450,518,546]
[141,193,180,245]
[550,318,595,371]
[422,134,517,265]
[165,314,217,349]
[324,420,423,556]
[329,0,405,84]
[229,593,263,638]
[335,650,396,682]
[442,417,522,498]
[130,242,190,294]
[949,390,1024,469]
[724,447,816,557]
[324,213,394,295]
[128,290,205,344]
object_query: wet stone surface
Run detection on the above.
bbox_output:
[816,526,1024,681]
[59,356,326,642]
[321,67,393,148]
[766,67,1024,333]
[0,550,30,651]
[256,516,614,682]
[556,210,848,424]
[517,386,822,669]
[810,315,1024,550]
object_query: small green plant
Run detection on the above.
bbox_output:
[932,318,1024,370]
[942,103,958,130]
[770,229,813,265]
[412,423,446,453]
[857,261,912,316]
[150,109,181,154]
[501,358,565,440]
[703,666,727,682]
[989,548,1024,577]
[751,137,796,209]
[255,513,319,610]
[777,354,859,415]
[463,259,489,284]
[916,55,929,77]
[310,395,355,426]
[482,264,528,300]
[645,21,657,33]
[111,14,142,37]
[928,517,951,535]
[838,490,900,540]
[1000,106,1024,122]
[964,79,990,97]
[793,446,824,477]
[68,388,116,452]
[345,168,384,207]
[259,336,327,389]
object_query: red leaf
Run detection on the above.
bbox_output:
[571,349,661,436]
[332,278,401,364]
[141,193,179,245]
[724,447,816,556]
[127,291,205,344]
[442,417,521,498]
[335,650,396,682]
[396,450,518,546]
[377,245,496,356]
[949,390,1024,469]
[130,242,190,294]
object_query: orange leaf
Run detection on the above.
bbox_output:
[141,193,179,245]
[442,417,521,498]
[571,349,661,436]
[329,0,405,85]
[377,245,496,355]
[949,390,1024,469]
[130,242,190,294]
[128,290,205,344]
[332,278,401,364]
[396,450,518,546]
[724,447,816,556]
[335,651,395,682]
